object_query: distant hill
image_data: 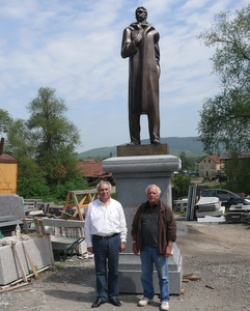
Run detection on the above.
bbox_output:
[78,137,205,159]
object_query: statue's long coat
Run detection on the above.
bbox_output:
[121,22,160,115]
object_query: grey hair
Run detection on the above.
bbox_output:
[96,180,112,192]
[145,184,161,195]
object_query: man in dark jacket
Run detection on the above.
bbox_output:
[121,7,161,145]
[131,184,176,311]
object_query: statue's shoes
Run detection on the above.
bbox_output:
[127,141,140,145]
[152,139,161,144]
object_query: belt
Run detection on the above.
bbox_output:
[93,233,119,240]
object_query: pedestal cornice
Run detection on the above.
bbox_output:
[103,155,181,174]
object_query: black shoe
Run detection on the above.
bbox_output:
[109,297,121,307]
[152,139,160,145]
[127,141,140,146]
[91,298,106,308]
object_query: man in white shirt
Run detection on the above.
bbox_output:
[84,180,127,308]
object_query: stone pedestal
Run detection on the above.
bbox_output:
[102,148,183,294]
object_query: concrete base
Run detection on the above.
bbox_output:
[102,153,183,294]
[118,243,182,295]
[0,235,53,285]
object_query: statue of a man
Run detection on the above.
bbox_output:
[121,7,160,145]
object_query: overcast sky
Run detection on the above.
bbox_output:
[0,0,248,152]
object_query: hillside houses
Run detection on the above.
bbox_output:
[197,155,221,179]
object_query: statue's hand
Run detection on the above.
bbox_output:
[134,30,143,45]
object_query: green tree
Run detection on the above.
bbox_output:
[27,87,82,190]
[0,113,48,197]
[179,152,198,171]
[1,88,87,200]
[198,5,250,153]
[6,119,37,158]
[6,119,48,197]
[172,174,191,197]
[224,153,250,194]
[0,109,13,134]
[17,157,50,198]
[179,152,190,171]
[0,109,13,151]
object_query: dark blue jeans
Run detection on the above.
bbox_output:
[140,245,170,301]
[92,234,120,300]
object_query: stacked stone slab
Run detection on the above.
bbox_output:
[0,235,53,285]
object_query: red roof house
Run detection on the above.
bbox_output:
[77,160,112,186]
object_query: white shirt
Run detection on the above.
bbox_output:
[84,198,127,247]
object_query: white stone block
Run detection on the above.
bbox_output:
[0,235,53,285]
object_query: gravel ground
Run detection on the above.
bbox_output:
[0,218,250,311]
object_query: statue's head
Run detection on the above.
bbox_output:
[135,7,147,22]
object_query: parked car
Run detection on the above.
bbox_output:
[226,203,250,223]
[200,189,250,209]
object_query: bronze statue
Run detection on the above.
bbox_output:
[121,7,160,145]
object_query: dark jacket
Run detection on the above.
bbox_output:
[131,200,177,255]
[121,21,160,115]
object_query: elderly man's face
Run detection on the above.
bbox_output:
[136,8,147,22]
[98,183,111,201]
[146,186,160,205]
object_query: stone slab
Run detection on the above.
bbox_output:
[43,218,84,228]
[117,144,168,156]
[0,194,25,222]
[0,235,53,285]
